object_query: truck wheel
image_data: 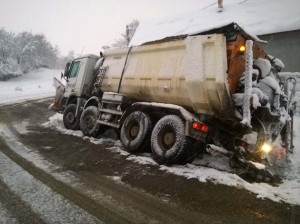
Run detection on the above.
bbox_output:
[80,106,104,137]
[63,104,82,130]
[120,111,152,153]
[151,115,195,165]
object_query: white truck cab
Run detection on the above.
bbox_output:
[52,54,101,130]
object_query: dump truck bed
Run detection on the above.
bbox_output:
[100,34,235,120]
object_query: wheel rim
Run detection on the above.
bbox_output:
[85,114,95,130]
[160,127,176,151]
[66,112,75,123]
[128,121,140,140]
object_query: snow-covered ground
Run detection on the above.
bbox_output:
[0,68,63,105]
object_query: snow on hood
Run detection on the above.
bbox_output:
[130,0,300,46]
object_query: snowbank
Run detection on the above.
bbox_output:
[130,0,300,46]
[0,68,64,105]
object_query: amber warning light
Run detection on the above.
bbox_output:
[192,122,208,132]
[239,45,246,53]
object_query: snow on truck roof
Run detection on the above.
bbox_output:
[130,0,300,46]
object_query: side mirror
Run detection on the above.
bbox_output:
[63,62,71,80]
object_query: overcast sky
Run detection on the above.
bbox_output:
[0,0,207,56]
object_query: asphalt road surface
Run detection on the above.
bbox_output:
[0,98,298,224]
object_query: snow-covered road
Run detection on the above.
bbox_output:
[0,151,101,224]
[0,98,296,223]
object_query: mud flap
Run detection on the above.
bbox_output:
[48,77,65,111]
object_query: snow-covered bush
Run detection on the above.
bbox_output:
[0,57,22,81]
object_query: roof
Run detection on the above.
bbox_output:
[130,0,300,46]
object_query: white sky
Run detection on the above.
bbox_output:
[0,0,207,56]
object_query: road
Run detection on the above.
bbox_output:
[0,98,298,224]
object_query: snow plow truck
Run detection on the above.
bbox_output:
[50,23,295,181]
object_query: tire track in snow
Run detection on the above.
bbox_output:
[0,202,19,224]
[0,123,191,224]
[0,151,101,224]
[0,125,139,224]
[0,179,45,224]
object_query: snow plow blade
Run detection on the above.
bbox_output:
[48,77,65,111]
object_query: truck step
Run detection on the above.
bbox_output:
[97,120,120,129]
[99,108,123,116]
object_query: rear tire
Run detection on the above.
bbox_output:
[151,115,196,165]
[63,104,82,130]
[120,111,152,153]
[80,106,104,137]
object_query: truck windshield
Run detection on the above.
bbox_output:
[69,61,81,78]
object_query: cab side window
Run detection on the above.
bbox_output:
[69,61,81,78]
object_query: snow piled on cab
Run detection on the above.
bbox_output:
[0,68,63,105]
[130,0,300,46]
[44,113,300,205]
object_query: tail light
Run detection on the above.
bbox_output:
[192,121,208,133]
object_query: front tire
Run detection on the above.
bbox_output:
[63,104,82,130]
[151,115,196,165]
[80,106,104,137]
[120,111,152,153]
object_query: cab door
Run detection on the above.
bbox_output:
[65,60,81,96]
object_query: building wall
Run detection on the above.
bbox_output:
[258,30,300,72]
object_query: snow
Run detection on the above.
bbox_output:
[0,202,18,224]
[206,144,231,156]
[249,161,266,170]
[254,58,271,79]
[241,40,253,127]
[130,0,300,46]
[12,120,31,134]
[0,68,64,105]
[260,76,282,95]
[0,150,100,224]
[0,125,151,223]
[43,113,84,138]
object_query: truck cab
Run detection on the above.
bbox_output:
[63,54,100,106]
[52,54,100,130]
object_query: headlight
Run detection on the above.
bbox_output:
[261,143,272,153]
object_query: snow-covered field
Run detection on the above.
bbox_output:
[0,68,63,105]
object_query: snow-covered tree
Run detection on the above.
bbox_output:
[0,28,61,80]
[14,32,58,73]
[0,28,22,80]
[111,19,139,48]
